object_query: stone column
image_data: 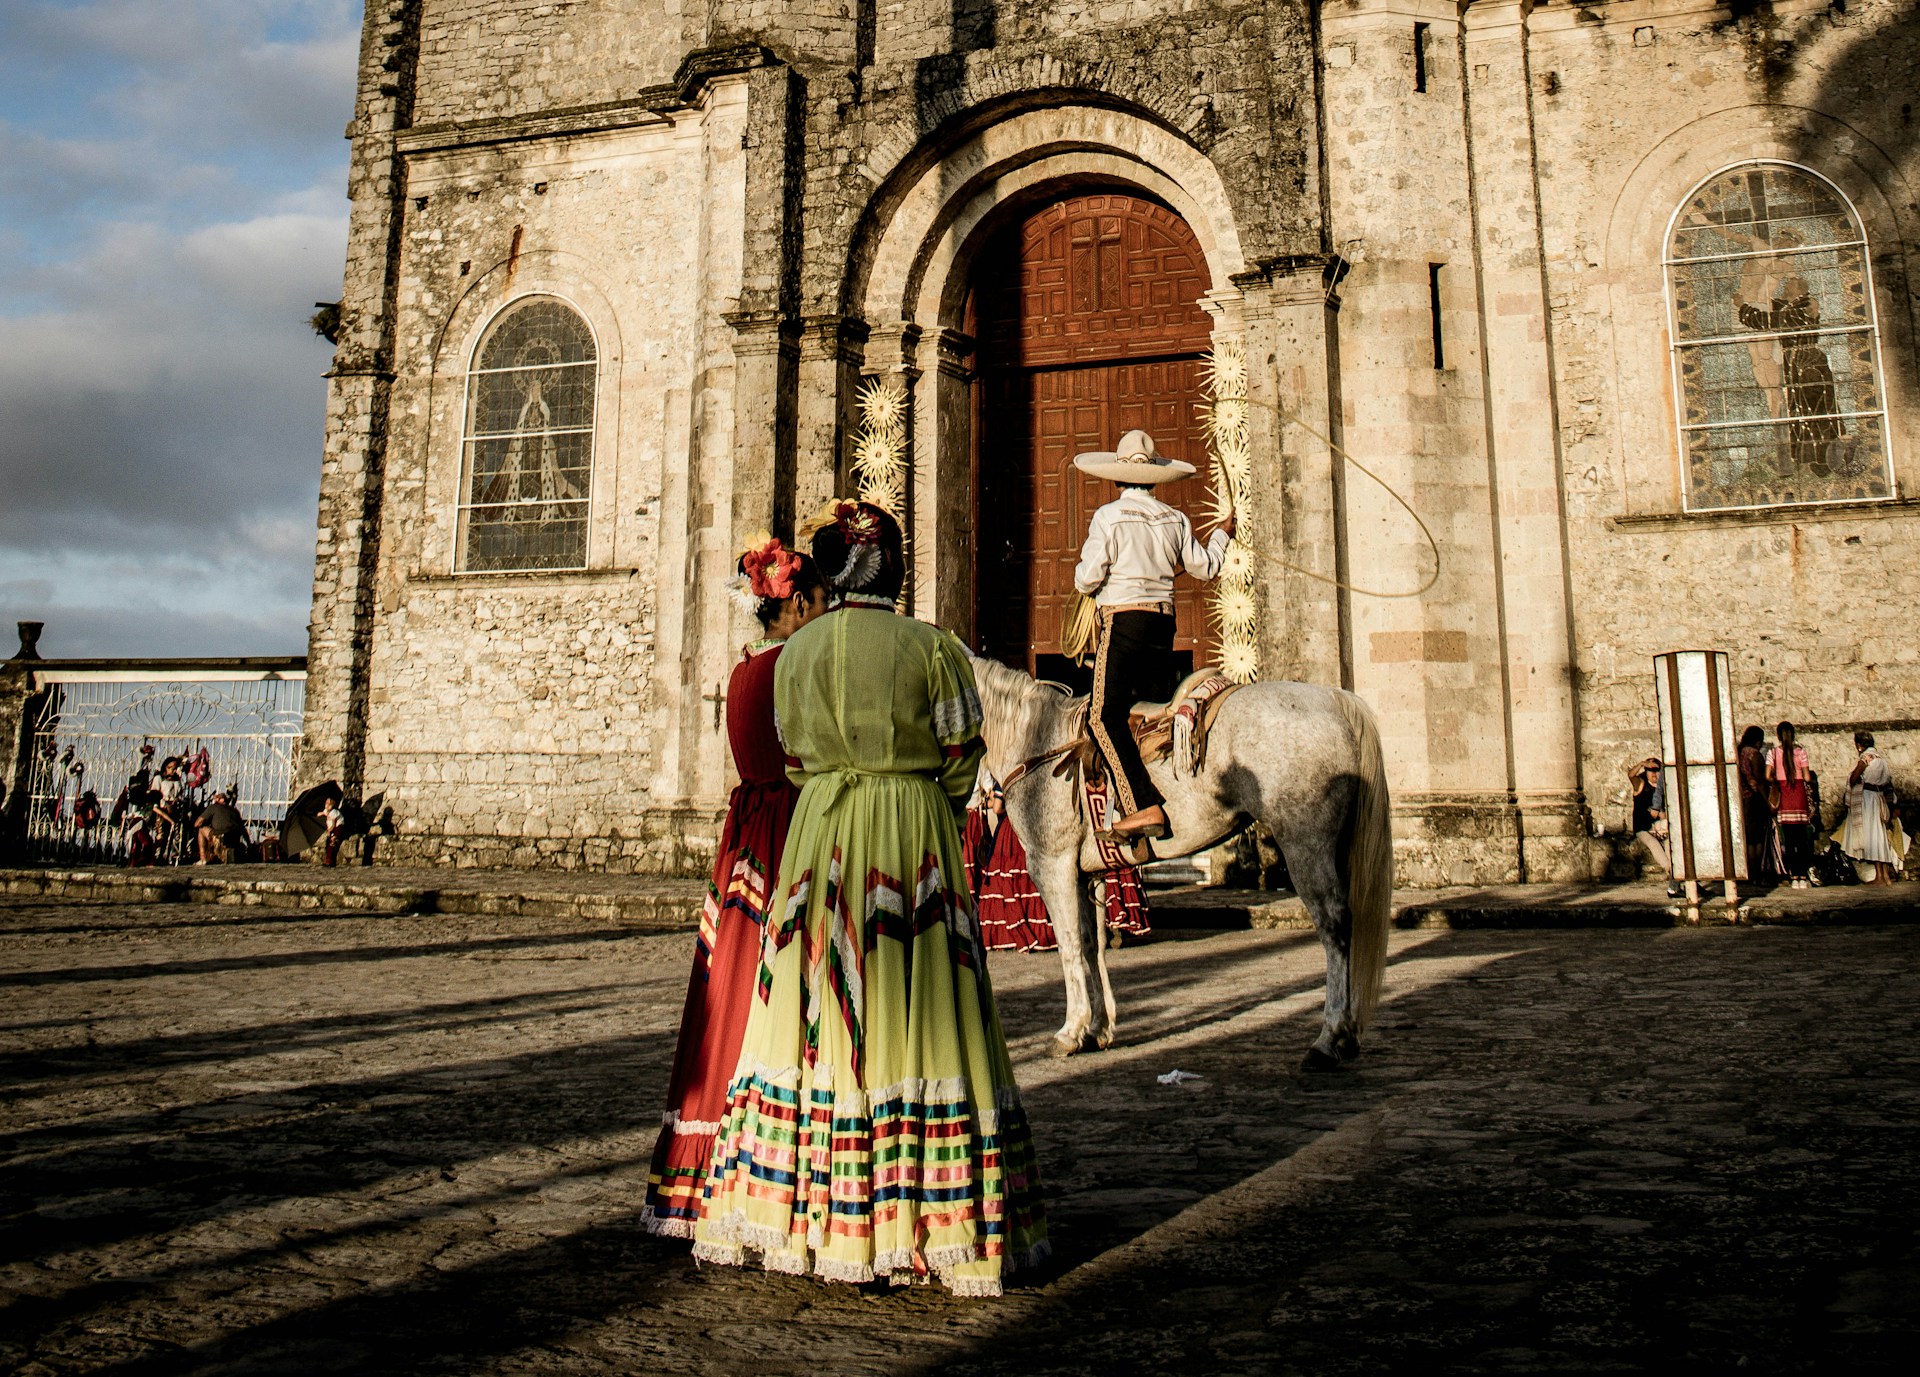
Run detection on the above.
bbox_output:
[1319,0,1522,885]
[662,62,800,807]
[862,322,926,612]
[795,315,869,527]
[0,623,44,862]
[727,311,803,551]
[923,327,976,635]
[1227,265,1349,689]
[299,1,422,798]
[1462,0,1587,879]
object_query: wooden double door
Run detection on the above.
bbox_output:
[977,360,1213,676]
[971,191,1216,680]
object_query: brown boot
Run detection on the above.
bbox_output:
[1111,805,1171,840]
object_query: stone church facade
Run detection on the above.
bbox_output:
[302,0,1920,882]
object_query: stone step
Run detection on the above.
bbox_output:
[6,865,1915,932]
[0,865,706,931]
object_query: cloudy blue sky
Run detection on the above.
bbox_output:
[0,0,358,660]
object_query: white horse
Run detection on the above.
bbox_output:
[968,653,1394,1071]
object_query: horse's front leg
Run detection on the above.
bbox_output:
[1084,879,1117,1048]
[1028,849,1104,1057]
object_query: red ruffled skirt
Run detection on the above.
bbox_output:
[961,810,1152,951]
[642,778,796,1235]
[1100,860,1151,936]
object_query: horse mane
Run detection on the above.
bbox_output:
[966,651,1079,775]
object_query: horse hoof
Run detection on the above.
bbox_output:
[1334,1031,1361,1063]
[1095,1028,1117,1050]
[1051,1034,1085,1059]
[1298,1046,1343,1074]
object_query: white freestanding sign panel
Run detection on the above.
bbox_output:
[1653,650,1747,891]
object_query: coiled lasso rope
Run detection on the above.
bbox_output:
[1240,400,1442,600]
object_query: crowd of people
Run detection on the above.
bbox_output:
[1629,720,1908,892]
[33,741,260,868]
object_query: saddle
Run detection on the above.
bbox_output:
[1076,669,1244,873]
[1127,670,1241,777]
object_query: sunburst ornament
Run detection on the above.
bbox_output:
[1212,584,1259,632]
[851,378,911,563]
[858,376,907,434]
[1198,337,1259,682]
[1219,639,1260,684]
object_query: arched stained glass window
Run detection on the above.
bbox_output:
[1665,163,1893,511]
[457,297,596,571]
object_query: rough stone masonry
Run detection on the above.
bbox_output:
[299,1,1920,882]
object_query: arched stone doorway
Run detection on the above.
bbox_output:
[967,189,1216,681]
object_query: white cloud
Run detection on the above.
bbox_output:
[0,1,357,658]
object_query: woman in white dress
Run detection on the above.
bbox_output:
[1840,731,1903,886]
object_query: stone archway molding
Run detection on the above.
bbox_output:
[859,104,1247,330]
[858,56,1196,192]
[1603,103,1915,273]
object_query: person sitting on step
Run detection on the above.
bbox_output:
[1071,428,1235,841]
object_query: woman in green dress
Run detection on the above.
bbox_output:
[690,500,1048,1297]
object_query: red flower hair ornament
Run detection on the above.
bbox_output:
[727,533,801,615]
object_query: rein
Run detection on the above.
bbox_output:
[996,734,1088,792]
[990,700,1090,793]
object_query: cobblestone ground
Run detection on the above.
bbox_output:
[2,899,1916,1375]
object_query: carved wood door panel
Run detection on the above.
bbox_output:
[978,360,1213,670]
[973,191,1216,675]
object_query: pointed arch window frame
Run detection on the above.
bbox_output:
[1661,159,1897,514]
[454,293,600,574]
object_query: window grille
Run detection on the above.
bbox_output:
[457,297,596,571]
[1664,162,1893,512]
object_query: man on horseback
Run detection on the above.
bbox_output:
[1072,429,1235,840]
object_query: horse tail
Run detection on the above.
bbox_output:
[1336,691,1394,1030]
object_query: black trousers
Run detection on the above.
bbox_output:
[1091,610,1175,816]
[1778,821,1816,879]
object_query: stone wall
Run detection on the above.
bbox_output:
[302,0,1919,880]
[412,0,703,125]
[347,77,756,867]
[1526,0,1920,856]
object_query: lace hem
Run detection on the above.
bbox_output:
[638,1207,695,1240]
[692,1209,1037,1298]
[659,1111,723,1136]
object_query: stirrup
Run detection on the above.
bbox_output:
[1097,830,1159,867]
[1107,812,1172,841]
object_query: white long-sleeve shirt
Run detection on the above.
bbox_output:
[1073,487,1230,607]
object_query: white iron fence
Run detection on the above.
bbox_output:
[23,667,305,866]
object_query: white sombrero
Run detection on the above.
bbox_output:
[1071,429,1196,485]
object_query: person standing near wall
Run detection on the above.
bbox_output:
[689,501,1048,1296]
[1769,721,1817,889]
[1737,725,1776,881]
[641,538,828,1238]
[1841,731,1904,886]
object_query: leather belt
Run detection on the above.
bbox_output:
[1100,602,1174,618]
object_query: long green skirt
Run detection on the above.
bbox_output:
[689,769,1049,1296]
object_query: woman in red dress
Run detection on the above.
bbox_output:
[964,769,1150,952]
[642,538,826,1236]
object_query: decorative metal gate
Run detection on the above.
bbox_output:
[23,667,305,866]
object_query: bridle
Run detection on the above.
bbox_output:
[990,701,1092,793]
